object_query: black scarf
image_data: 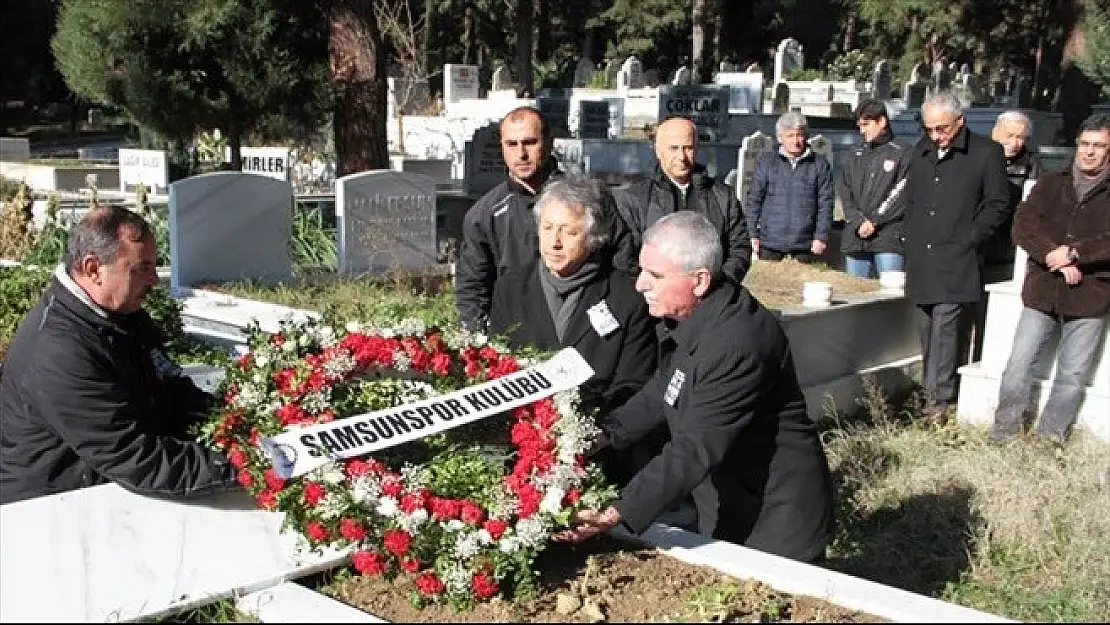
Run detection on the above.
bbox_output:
[1072,160,1110,204]
[538,260,601,342]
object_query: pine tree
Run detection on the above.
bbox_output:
[1076,0,1110,99]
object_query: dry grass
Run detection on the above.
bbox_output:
[745,257,881,310]
[823,380,1110,622]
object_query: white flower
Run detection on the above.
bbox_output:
[443,562,471,595]
[345,321,363,334]
[376,496,400,517]
[514,517,551,548]
[444,519,466,532]
[316,492,347,520]
[399,464,429,490]
[392,351,412,371]
[498,536,522,554]
[453,530,482,561]
[322,352,356,379]
[301,390,330,414]
[350,476,381,505]
[397,508,429,533]
[477,529,494,545]
[282,340,297,354]
[540,486,566,515]
[317,463,346,486]
[254,353,270,369]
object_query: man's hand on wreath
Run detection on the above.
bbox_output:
[551,506,622,543]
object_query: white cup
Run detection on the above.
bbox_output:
[802,281,833,307]
[879,270,906,292]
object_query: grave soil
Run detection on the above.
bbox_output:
[319,534,886,623]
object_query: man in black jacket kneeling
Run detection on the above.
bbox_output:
[0,206,240,504]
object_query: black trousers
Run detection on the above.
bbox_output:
[915,302,973,407]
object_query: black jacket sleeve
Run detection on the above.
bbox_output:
[455,199,496,331]
[972,140,1014,247]
[717,183,752,284]
[873,145,912,228]
[601,185,639,274]
[601,298,658,412]
[32,338,239,499]
[615,346,769,534]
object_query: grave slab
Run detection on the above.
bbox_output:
[237,582,385,623]
[335,171,437,275]
[0,485,349,623]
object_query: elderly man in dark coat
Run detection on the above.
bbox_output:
[903,92,1011,420]
[552,211,835,564]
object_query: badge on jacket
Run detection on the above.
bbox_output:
[883,159,896,172]
[587,300,620,337]
[664,369,685,406]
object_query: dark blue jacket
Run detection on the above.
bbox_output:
[745,149,835,253]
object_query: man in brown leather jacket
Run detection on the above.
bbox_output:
[989,113,1110,445]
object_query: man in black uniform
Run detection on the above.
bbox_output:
[614,115,751,284]
[553,212,835,564]
[454,106,635,330]
[0,206,240,504]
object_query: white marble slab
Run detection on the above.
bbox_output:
[169,172,294,290]
[614,523,1014,623]
[176,287,319,337]
[237,582,385,623]
[0,484,349,623]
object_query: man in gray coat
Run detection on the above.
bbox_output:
[903,92,1011,420]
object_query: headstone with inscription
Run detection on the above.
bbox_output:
[444,64,480,105]
[169,172,293,290]
[577,101,610,139]
[603,59,619,87]
[904,82,927,109]
[464,122,504,196]
[335,171,437,275]
[734,131,774,202]
[772,83,791,114]
[491,66,512,92]
[536,89,573,138]
[672,66,693,85]
[119,149,168,196]
[658,85,729,142]
[715,72,764,113]
[574,58,595,87]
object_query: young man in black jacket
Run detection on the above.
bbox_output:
[553,212,835,564]
[838,99,911,278]
[0,206,240,504]
[454,106,636,331]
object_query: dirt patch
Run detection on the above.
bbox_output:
[745,258,882,310]
[321,534,885,622]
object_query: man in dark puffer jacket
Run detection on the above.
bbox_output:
[0,206,240,504]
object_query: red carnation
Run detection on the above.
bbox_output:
[409,349,431,371]
[248,427,262,446]
[383,529,412,556]
[430,353,451,376]
[464,360,482,378]
[305,520,330,543]
[264,468,286,491]
[303,481,327,506]
[340,517,368,542]
[471,571,499,600]
[400,557,422,573]
[459,501,486,526]
[256,489,278,510]
[236,353,253,371]
[479,346,500,361]
[380,474,404,497]
[351,549,388,576]
[400,490,429,514]
[483,519,508,541]
[517,484,542,518]
[227,445,248,469]
[237,469,255,488]
[270,333,286,347]
[563,489,581,506]
[429,496,461,520]
[415,571,446,596]
[490,356,519,378]
[272,368,298,393]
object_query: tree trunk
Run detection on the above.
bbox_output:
[462,2,475,65]
[535,0,550,63]
[227,111,242,171]
[692,0,710,83]
[712,1,723,70]
[843,8,857,52]
[515,0,534,96]
[329,0,389,177]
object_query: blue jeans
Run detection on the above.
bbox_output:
[844,252,904,278]
[992,307,1107,440]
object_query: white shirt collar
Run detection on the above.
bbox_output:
[779,147,812,168]
[54,263,109,319]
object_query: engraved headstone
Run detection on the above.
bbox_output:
[658,85,729,142]
[444,64,480,104]
[772,83,791,114]
[734,131,774,202]
[536,88,573,138]
[871,59,893,99]
[621,56,644,89]
[335,171,437,275]
[603,59,619,87]
[672,66,693,85]
[577,100,610,139]
[574,57,595,87]
[774,38,804,85]
[463,122,504,196]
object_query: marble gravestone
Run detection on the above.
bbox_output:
[772,82,791,114]
[574,57,595,87]
[872,60,893,99]
[577,100,611,139]
[464,122,504,196]
[169,172,293,291]
[621,56,645,89]
[734,131,774,202]
[335,171,437,275]
[444,64,480,105]
[774,38,804,86]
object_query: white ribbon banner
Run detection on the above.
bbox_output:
[260,348,595,478]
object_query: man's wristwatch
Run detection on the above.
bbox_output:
[1067,247,1079,264]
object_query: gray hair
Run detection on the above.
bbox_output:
[995,110,1032,136]
[922,91,964,119]
[775,111,808,134]
[65,205,154,274]
[532,177,610,254]
[642,211,723,278]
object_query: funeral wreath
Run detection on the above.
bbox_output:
[199,317,616,609]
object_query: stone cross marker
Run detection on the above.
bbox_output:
[169,172,293,290]
[335,171,437,275]
[734,131,774,203]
